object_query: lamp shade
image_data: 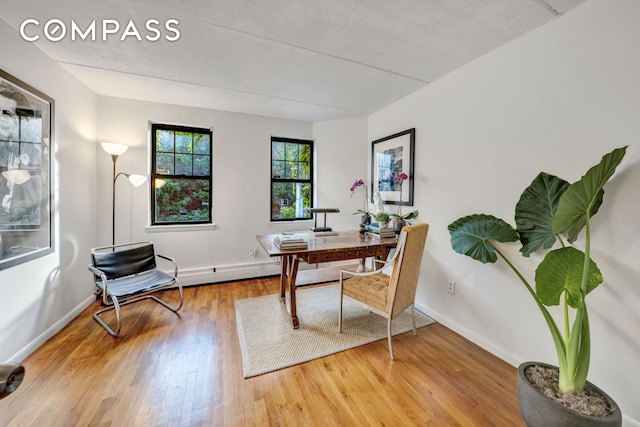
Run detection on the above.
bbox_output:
[2,170,31,185]
[101,142,128,156]
[127,174,147,187]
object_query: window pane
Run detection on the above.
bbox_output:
[21,142,42,167]
[20,117,42,142]
[272,160,284,179]
[297,162,310,180]
[194,134,210,155]
[175,132,192,153]
[271,182,311,220]
[176,154,192,175]
[156,153,174,174]
[0,114,19,141]
[285,143,298,161]
[272,142,285,160]
[299,143,311,161]
[2,171,41,224]
[193,155,210,176]
[0,142,19,164]
[157,130,174,152]
[286,161,298,179]
[154,177,210,223]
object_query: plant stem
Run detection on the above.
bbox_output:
[562,214,592,391]
[581,216,592,296]
[363,185,368,214]
[564,292,570,343]
[495,247,536,297]
[494,245,568,373]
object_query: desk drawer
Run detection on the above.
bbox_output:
[305,247,379,264]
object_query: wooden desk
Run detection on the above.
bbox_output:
[256,231,397,328]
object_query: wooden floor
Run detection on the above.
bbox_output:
[0,277,526,426]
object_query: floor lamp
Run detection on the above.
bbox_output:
[101,142,147,246]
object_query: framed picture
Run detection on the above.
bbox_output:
[0,69,54,270]
[371,128,415,206]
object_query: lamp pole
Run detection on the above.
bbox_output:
[110,154,118,246]
[101,142,147,246]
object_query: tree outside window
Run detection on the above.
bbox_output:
[271,137,313,221]
[151,123,212,225]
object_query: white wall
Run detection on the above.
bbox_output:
[366,0,640,424]
[0,20,98,362]
[97,97,318,284]
[313,117,369,229]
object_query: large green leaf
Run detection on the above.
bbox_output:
[448,214,519,264]
[403,210,419,220]
[515,172,569,257]
[535,247,602,308]
[552,147,627,242]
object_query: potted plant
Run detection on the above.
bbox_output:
[448,147,626,426]
[388,172,419,233]
[389,210,419,232]
[374,211,390,228]
[350,178,371,224]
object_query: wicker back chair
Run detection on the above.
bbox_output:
[339,223,429,359]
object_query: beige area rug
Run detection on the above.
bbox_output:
[235,284,435,378]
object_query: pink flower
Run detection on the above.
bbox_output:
[393,172,408,183]
[350,179,365,194]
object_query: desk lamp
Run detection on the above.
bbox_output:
[307,208,340,232]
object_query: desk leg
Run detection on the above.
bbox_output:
[279,255,288,300]
[288,257,300,328]
[280,254,300,329]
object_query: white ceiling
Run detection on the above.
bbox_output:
[1,0,586,122]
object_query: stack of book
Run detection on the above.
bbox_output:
[273,233,308,250]
[365,224,396,238]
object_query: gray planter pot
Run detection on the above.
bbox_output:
[517,362,622,427]
[392,218,405,234]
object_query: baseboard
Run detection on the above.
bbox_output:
[7,294,95,363]
[416,304,521,368]
[178,264,282,286]
[177,261,333,287]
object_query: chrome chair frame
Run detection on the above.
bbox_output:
[88,241,184,337]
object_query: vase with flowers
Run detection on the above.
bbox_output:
[389,172,418,233]
[350,179,372,227]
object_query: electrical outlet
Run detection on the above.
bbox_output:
[249,247,258,257]
[447,280,456,294]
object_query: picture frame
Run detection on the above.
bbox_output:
[370,128,415,206]
[0,69,54,270]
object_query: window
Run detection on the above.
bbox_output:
[151,123,212,225]
[271,137,313,221]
